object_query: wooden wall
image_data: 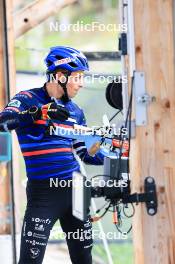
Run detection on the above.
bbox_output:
[131,0,175,263]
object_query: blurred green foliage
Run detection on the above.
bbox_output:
[15,0,120,71]
[93,242,133,264]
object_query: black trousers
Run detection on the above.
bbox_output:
[18,178,93,264]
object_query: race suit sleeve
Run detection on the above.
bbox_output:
[73,109,104,165]
[0,91,37,131]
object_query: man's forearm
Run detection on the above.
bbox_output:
[0,111,34,131]
[73,139,104,165]
[0,101,70,132]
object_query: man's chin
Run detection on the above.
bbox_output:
[69,93,77,98]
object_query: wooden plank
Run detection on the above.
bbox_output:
[0,1,10,234]
[14,0,78,38]
[0,0,20,235]
[0,0,11,234]
[6,0,21,234]
[131,0,175,263]
[13,0,24,9]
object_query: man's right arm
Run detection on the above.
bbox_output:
[0,91,70,132]
[0,91,37,132]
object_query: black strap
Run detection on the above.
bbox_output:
[45,71,71,103]
[56,71,71,103]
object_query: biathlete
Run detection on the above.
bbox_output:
[0,46,104,264]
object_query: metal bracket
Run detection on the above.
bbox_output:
[144,176,158,216]
[118,33,127,55]
[121,176,158,216]
[137,93,155,104]
[134,71,155,126]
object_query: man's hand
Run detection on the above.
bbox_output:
[28,102,70,121]
[0,112,20,132]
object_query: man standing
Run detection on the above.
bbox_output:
[0,46,104,264]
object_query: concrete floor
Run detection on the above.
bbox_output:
[43,243,105,264]
[43,243,72,264]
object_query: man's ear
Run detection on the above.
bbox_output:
[56,72,67,84]
[55,72,61,80]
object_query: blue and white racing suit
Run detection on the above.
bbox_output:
[0,85,104,264]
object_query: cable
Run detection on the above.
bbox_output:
[113,204,133,234]
[123,203,135,218]
[115,74,134,181]
[123,75,134,184]
[90,203,112,222]
[125,75,134,157]
[95,201,110,214]
[115,223,132,234]
[109,109,122,122]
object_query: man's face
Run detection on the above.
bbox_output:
[56,71,84,99]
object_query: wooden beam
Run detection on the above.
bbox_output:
[6,0,21,235]
[13,0,24,9]
[14,0,78,38]
[131,0,175,263]
[0,0,11,235]
[0,0,19,237]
